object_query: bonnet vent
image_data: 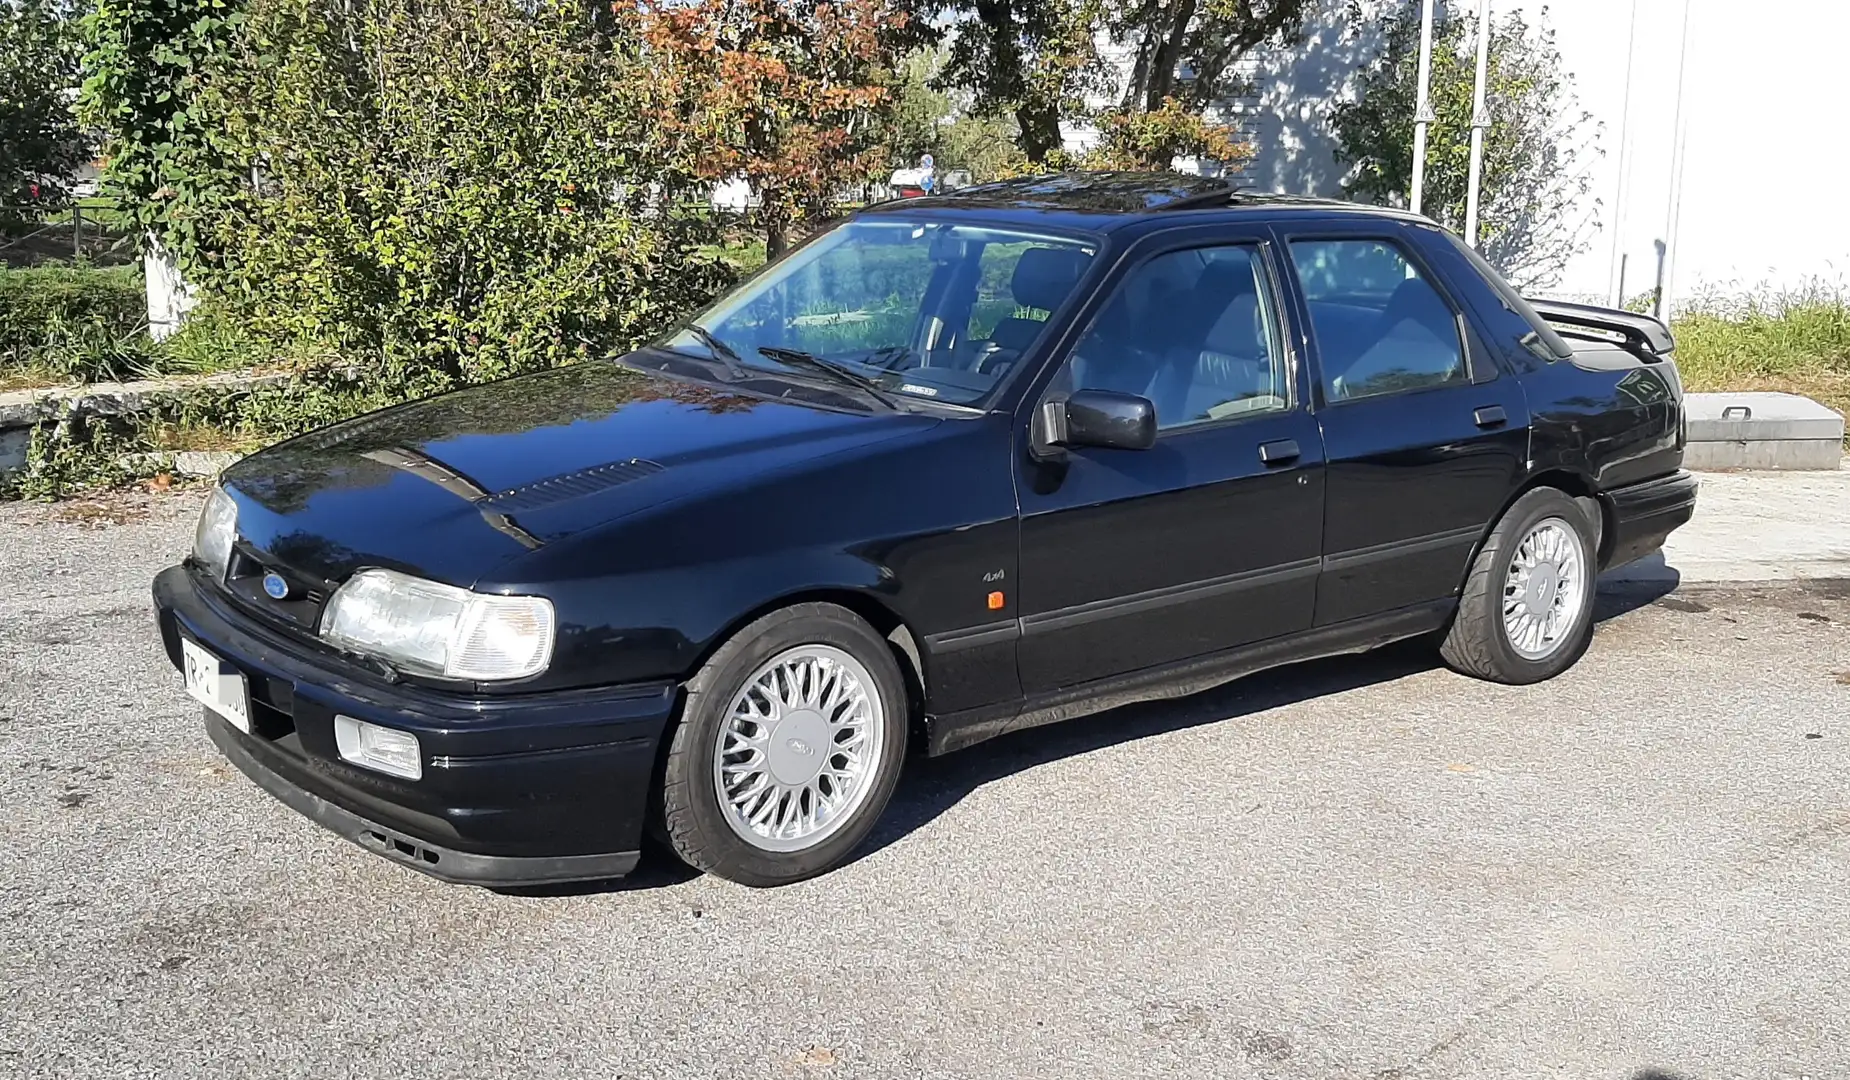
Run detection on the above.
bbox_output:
[482,458,666,513]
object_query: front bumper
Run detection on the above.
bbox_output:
[1604,469,1699,570]
[153,564,677,887]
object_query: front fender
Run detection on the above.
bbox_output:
[477,416,1023,706]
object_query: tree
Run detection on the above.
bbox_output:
[1110,0,1305,114]
[1086,96,1249,171]
[878,45,1026,181]
[635,0,926,258]
[939,0,1105,164]
[0,0,93,206]
[939,0,1302,165]
[1330,1,1601,289]
[80,0,248,266]
[196,0,736,392]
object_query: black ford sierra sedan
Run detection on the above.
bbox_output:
[153,174,1697,888]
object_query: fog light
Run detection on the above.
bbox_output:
[333,716,423,781]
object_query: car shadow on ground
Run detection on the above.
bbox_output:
[512,576,1678,896]
[858,573,1681,864]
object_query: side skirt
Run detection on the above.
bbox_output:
[926,599,1455,756]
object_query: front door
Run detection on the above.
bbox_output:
[1277,228,1529,626]
[1014,231,1326,695]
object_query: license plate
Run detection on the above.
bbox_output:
[181,638,252,734]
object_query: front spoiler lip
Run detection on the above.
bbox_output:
[156,563,676,884]
[208,719,641,887]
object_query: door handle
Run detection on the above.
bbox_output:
[1258,438,1300,465]
[1473,405,1508,429]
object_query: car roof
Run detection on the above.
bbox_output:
[854,172,1425,233]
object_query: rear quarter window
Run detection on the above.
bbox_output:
[1435,230,1574,362]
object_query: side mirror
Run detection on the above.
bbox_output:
[1043,389,1157,451]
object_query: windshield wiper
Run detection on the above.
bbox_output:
[683,323,749,380]
[757,346,900,409]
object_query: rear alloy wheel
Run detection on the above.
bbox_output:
[661,604,908,886]
[1500,517,1589,661]
[1441,487,1599,684]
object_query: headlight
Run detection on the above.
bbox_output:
[193,487,238,581]
[321,568,555,681]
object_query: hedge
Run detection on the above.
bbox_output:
[0,264,149,385]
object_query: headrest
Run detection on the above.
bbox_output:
[1010,247,1091,311]
[1382,276,1453,329]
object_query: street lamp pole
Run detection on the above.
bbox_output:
[1606,0,1640,307]
[1463,0,1493,248]
[1658,0,1695,322]
[1409,0,1438,216]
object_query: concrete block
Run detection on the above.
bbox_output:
[0,427,29,473]
[0,371,289,429]
[0,372,281,485]
[1684,391,1843,442]
[1682,392,1843,471]
[1683,439,1842,471]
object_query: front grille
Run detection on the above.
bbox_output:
[224,546,331,633]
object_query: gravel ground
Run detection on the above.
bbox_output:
[2,489,1847,1080]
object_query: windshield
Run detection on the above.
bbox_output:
[663,219,1097,408]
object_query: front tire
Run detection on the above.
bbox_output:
[1441,487,1598,684]
[660,603,908,887]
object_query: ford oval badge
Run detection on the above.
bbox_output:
[262,572,293,600]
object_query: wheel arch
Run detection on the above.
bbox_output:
[1457,468,1613,597]
[642,586,928,850]
[689,587,929,739]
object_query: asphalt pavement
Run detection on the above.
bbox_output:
[2,487,1846,1080]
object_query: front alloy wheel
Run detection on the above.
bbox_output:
[713,645,887,853]
[661,604,908,886]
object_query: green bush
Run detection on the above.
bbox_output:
[189,0,737,398]
[0,265,149,385]
[0,265,271,389]
[1673,286,1850,437]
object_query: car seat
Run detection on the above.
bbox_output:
[1146,259,1279,423]
[1328,276,1462,400]
[984,247,1091,359]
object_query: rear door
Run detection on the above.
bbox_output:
[1013,225,1325,693]
[1276,224,1529,626]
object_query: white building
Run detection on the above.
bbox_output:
[1071,0,1849,310]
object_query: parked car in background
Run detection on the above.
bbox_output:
[890,165,971,198]
[153,173,1695,890]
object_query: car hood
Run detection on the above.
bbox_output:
[220,361,938,587]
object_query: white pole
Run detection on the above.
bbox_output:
[1658,0,1695,322]
[1409,0,1438,216]
[1605,0,1640,307]
[1462,0,1493,247]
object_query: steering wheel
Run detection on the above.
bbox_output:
[971,343,1018,376]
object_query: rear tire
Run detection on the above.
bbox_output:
[1441,487,1598,684]
[660,603,908,887]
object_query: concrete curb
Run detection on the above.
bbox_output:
[0,371,289,427]
[0,371,284,476]
[119,450,245,480]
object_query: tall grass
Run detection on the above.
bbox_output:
[1672,283,1850,435]
[0,265,264,390]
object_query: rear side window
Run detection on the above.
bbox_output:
[1289,239,1467,402]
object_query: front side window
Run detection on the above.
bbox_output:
[1052,244,1290,431]
[1289,238,1468,402]
[664,220,1095,408]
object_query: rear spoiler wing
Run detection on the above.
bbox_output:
[1528,299,1675,357]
